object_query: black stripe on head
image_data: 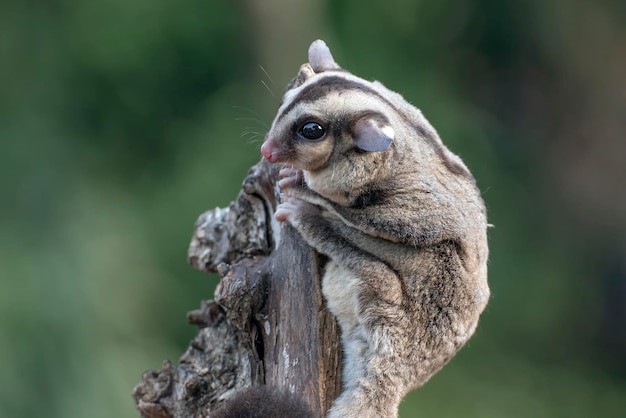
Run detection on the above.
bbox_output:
[277,75,391,121]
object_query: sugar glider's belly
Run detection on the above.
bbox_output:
[321,261,360,332]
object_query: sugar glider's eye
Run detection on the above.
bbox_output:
[298,122,326,140]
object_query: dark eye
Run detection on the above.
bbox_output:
[298,122,326,140]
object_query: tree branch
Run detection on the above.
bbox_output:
[133,159,341,418]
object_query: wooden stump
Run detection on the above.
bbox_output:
[133,159,341,418]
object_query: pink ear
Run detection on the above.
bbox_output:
[353,119,394,152]
[308,40,341,72]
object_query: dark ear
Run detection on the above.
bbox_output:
[308,39,341,72]
[285,63,316,91]
[353,118,395,152]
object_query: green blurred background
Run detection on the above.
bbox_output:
[1,0,625,417]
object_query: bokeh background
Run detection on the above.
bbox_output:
[1,0,625,417]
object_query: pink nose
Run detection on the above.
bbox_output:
[260,141,274,162]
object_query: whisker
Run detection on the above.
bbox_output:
[235,116,267,124]
[240,130,261,137]
[232,106,269,130]
[259,65,275,87]
[261,79,275,97]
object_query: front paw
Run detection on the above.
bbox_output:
[278,167,304,192]
[275,196,320,223]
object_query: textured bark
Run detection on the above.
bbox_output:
[133,159,341,418]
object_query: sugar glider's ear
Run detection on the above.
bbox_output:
[285,63,316,91]
[308,39,341,72]
[285,40,340,91]
[353,118,395,152]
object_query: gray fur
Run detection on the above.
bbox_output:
[261,39,490,418]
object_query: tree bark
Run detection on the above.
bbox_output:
[133,159,342,418]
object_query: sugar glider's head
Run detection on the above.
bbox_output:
[260,40,395,173]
